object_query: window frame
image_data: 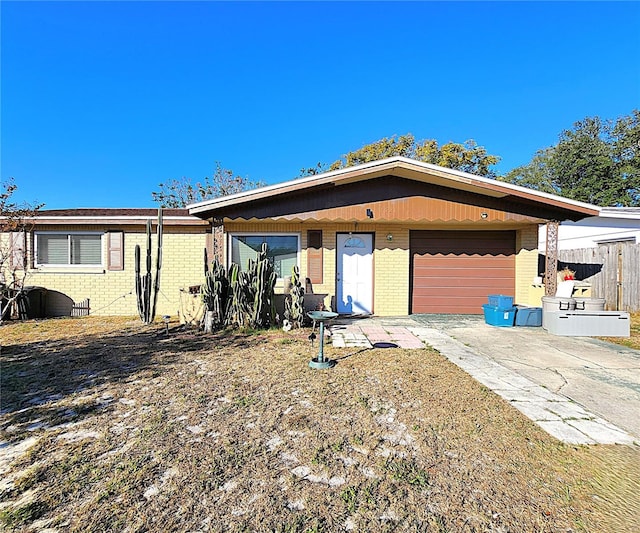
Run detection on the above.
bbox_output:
[34,231,105,268]
[227,232,300,281]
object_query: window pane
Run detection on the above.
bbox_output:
[37,234,69,264]
[231,235,298,278]
[71,235,102,265]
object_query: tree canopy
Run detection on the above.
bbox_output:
[152,163,265,208]
[303,134,500,178]
[499,110,640,206]
[156,112,639,208]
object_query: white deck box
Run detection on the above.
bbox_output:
[545,311,631,337]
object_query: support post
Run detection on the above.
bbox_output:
[544,221,559,297]
[212,218,224,264]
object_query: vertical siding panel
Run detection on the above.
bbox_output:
[558,243,640,311]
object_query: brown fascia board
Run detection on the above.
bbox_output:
[189,157,600,221]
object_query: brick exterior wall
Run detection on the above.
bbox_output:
[9,226,209,318]
[372,226,410,316]
[226,222,541,316]
[515,225,541,306]
[5,220,541,318]
[224,222,410,317]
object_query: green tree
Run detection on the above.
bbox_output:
[323,134,500,177]
[611,109,640,194]
[152,162,266,208]
[500,111,640,206]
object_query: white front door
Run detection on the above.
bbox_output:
[336,233,373,314]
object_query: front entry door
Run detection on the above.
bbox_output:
[336,233,373,314]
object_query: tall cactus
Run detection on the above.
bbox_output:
[200,241,277,332]
[202,249,228,331]
[150,208,163,321]
[225,263,252,328]
[284,265,305,328]
[250,242,277,329]
[135,208,163,324]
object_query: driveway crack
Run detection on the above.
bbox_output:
[549,368,569,393]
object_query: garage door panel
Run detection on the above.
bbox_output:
[416,300,488,314]
[411,230,516,314]
[413,296,493,312]
[413,259,513,271]
[413,266,514,278]
[412,279,515,294]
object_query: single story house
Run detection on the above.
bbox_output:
[3,158,602,319]
[188,157,600,315]
[539,207,640,250]
[3,209,211,318]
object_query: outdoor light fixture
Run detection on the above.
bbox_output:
[387,234,393,241]
[366,209,374,218]
[481,212,489,219]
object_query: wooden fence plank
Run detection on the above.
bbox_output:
[557,243,639,312]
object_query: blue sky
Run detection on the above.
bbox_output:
[2,1,639,209]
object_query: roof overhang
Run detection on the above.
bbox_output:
[15,208,211,227]
[188,157,600,221]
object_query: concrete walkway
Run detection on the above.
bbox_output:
[329,316,639,446]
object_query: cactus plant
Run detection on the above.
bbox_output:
[135,208,163,324]
[225,263,252,328]
[202,249,228,331]
[284,265,305,329]
[200,241,277,332]
[250,242,277,329]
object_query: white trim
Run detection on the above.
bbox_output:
[597,207,640,220]
[34,231,104,268]
[24,215,208,226]
[30,216,197,221]
[594,236,637,245]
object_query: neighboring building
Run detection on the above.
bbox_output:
[188,157,599,314]
[2,209,211,317]
[539,207,640,250]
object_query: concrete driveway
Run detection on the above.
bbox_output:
[330,315,639,445]
[412,315,640,443]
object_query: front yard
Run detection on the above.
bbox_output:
[1,317,639,532]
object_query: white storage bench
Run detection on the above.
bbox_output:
[545,311,630,337]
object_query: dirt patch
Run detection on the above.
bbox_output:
[1,316,639,531]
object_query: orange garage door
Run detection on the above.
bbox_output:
[411,230,516,314]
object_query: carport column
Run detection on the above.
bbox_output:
[544,221,559,296]
[212,218,224,264]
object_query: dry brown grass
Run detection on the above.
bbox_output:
[1,316,639,532]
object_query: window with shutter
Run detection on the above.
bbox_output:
[229,234,299,279]
[35,232,104,267]
[108,232,124,270]
[306,230,323,284]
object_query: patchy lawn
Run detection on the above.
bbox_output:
[601,312,640,350]
[1,317,639,532]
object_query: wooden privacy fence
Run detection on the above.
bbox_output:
[558,242,640,312]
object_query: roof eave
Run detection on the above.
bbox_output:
[188,156,601,219]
